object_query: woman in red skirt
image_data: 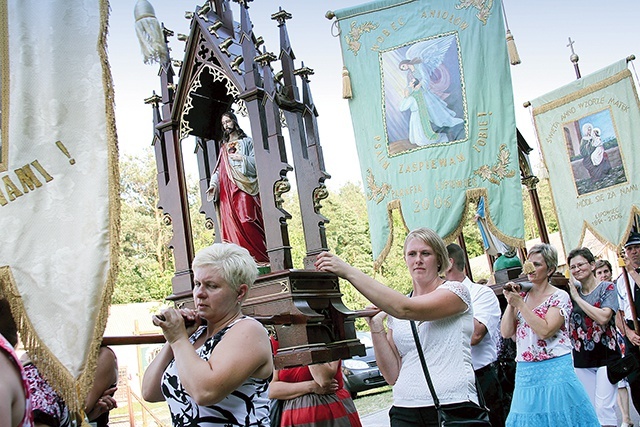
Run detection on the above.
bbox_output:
[269,339,361,427]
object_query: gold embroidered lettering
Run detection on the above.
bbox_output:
[3,176,23,201]
[14,165,44,193]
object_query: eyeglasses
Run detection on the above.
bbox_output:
[569,261,590,271]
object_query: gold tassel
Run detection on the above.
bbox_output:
[134,0,170,64]
[505,30,521,65]
[342,66,352,99]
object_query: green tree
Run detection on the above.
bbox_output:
[114,150,174,303]
[323,182,376,313]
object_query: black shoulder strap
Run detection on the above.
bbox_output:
[410,320,441,409]
[410,319,487,409]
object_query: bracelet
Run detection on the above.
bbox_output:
[371,329,385,334]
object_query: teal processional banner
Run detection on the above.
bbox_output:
[531,59,640,252]
[333,0,524,262]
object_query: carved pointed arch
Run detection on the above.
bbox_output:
[180,63,246,140]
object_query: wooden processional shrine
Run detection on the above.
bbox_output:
[143,0,553,368]
[145,0,364,368]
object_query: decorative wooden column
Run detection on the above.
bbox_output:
[274,9,331,270]
[237,3,294,271]
[522,176,549,244]
[146,29,194,306]
[515,128,549,244]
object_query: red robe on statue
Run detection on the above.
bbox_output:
[209,138,269,263]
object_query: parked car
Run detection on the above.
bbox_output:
[342,331,387,398]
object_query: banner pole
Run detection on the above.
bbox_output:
[620,254,640,334]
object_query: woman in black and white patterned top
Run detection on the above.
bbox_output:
[141,243,273,426]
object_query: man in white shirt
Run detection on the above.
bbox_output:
[446,243,505,426]
[616,231,640,411]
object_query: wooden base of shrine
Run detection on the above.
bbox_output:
[241,269,366,369]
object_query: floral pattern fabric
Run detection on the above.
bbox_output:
[23,363,70,427]
[515,290,573,362]
[569,281,620,368]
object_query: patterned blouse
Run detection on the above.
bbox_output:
[569,281,620,368]
[515,289,573,362]
[23,363,70,427]
[161,317,271,426]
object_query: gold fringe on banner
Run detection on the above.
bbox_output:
[0,268,85,419]
[431,192,478,253]
[466,188,525,249]
[79,0,122,423]
[372,190,525,271]
[533,69,631,115]
[0,0,9,173]
[373,200,409,272]
[342,66,353,99]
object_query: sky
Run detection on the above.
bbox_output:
[108,1,640,189]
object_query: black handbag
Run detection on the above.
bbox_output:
[410,320,492,426]
[607,354,640,384]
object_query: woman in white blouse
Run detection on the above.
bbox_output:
[316,227,478,426]
[501,243,599,426]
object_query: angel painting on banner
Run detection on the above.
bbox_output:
[382,33,466,155]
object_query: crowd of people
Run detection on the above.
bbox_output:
[4,229,640,427]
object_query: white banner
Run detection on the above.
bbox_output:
[0,0,118,415]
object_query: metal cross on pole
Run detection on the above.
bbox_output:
[567,37,581,79]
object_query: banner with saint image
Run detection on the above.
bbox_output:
[333,0,524,263]
[0,0,118,417]
[531,59,640,252]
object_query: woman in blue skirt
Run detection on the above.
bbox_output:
[501,243,599,426]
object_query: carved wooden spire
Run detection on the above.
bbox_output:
[272,8,297,104]
[212,0,233,32]
[238,1,259,91]
[297,64,329,178]
[257,49,294,269]
[273,12,331,268]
